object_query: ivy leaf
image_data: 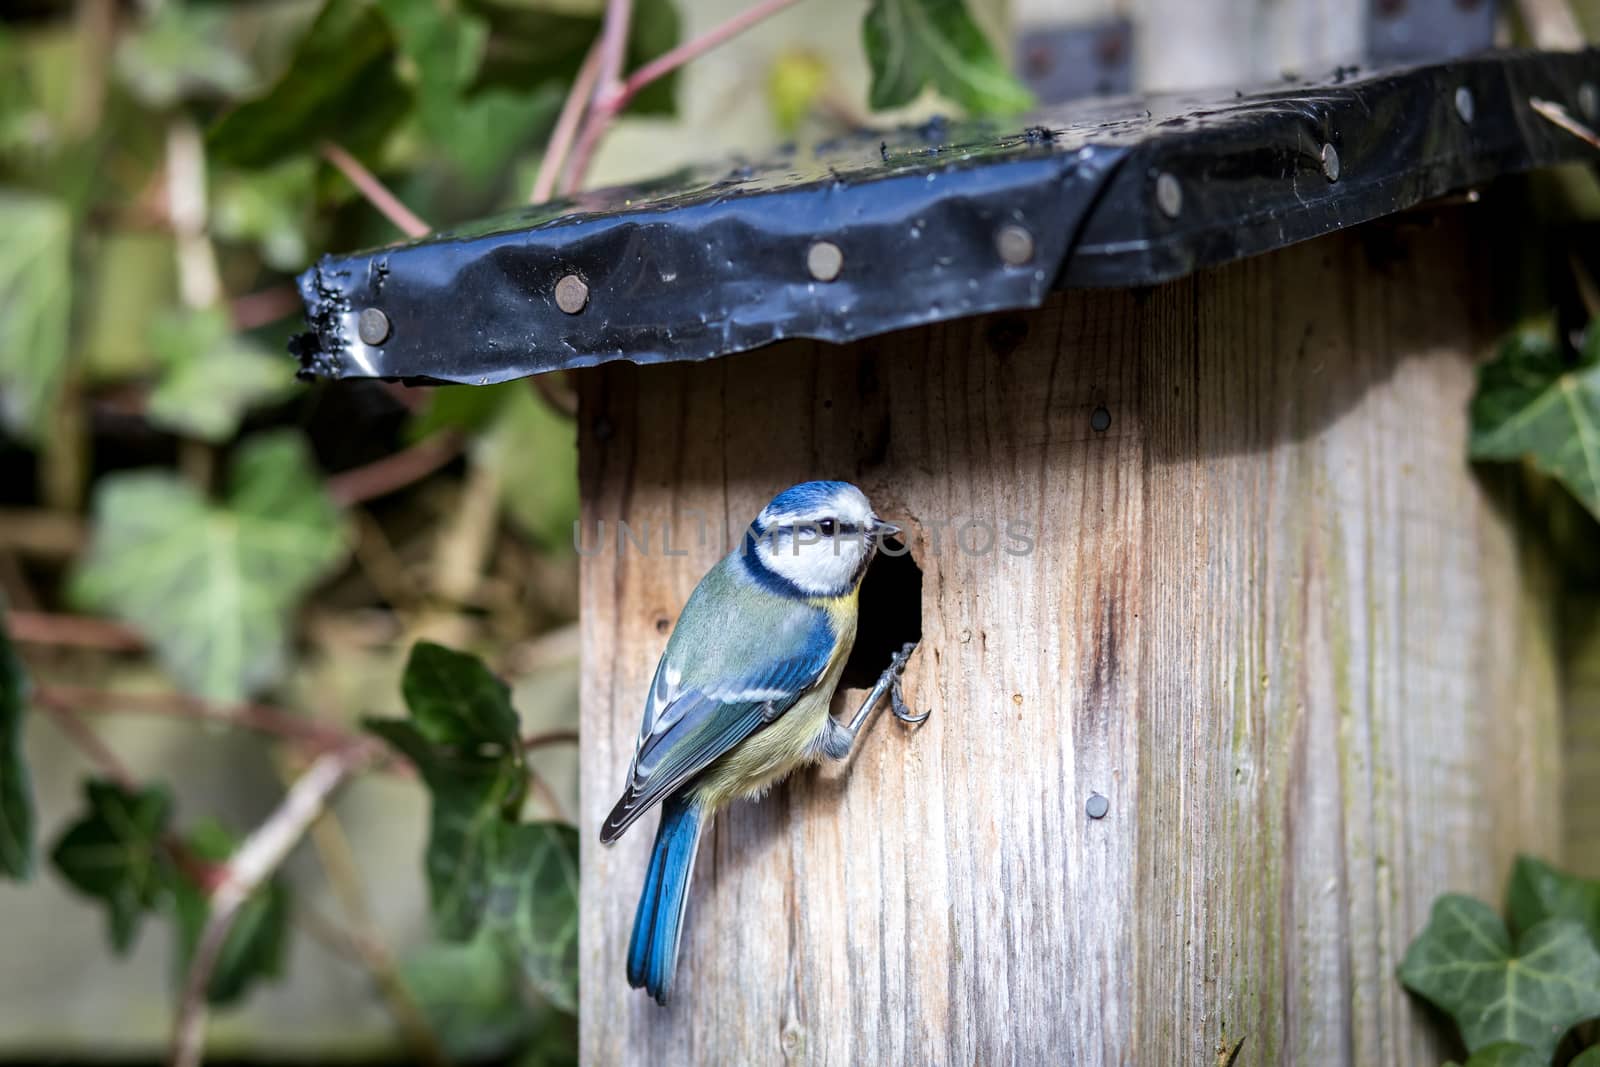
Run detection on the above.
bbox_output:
[208,0,412,168]
[114,3,255,108]
[172,822,291,1006]
[146,308,296,443]
[74,431,347,702]
[50,780,175,953]
[1573,1047,1600,1066]
[477,821,579,1012]
[0,189,71,440]
[212,159,317,271]
[400,641,522,749]
[1459,1045,1545,1067]
[862,0,1032,115]
[1470,324,1600,522]
[0,605,34,880]
[1399,894,1600,1060]
[366,642,577,1009]
[1508,854,1600,947]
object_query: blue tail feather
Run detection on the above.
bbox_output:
[626,793,704,1004]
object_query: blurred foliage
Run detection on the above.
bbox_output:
[0,0,1026,1057]
[1472,321,1600,523]
[1404,857,1600,1065]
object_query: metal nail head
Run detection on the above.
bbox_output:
[1580,83,1599,122]
[1086,793,1110,819]
[1156,172,1183,218]
[555,274,589,314]
[1320,143,1341,182]
[357,307,390,346]
[807,240,844,282]
[995,224,1035,266]
[1454,86,1475,123]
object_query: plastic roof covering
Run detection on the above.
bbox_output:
[292,48,1600,383]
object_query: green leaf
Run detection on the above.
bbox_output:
[50,780,175,953]
[146,308,296,443]
[212,159,317,271]
[862,0,1032,115]
[477,821,579,1012]
[401,641,522,749]
[0,190,71,440]
[208,0,412,169]
[74,430,347,702]
[401,933,540,1062]
[1471,324,1600,522]
[172,822,291,1006]
[366,643,578,1009]
[1460,1045,1545,1067]
[0,604,34,880]
[1572,1046,1600,1066]
[1399,894,1600,1060]
[484,384,578,552]
[114,3,256,108]
[1508,854,1600,947]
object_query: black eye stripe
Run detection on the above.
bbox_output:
[768,521,864,536]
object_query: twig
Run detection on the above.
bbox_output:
[170,744,378,1067]
[525,768,570,824]
[294,905,450,1067]
[7,610,145,652]
[167,118,223,310]
[1530,96,1600,150]
[531,39,605,203]
[326,432,463,508]
[1514,0,1585,50]
[318,141,429,239]
[0,510,87,558]
[561,0,805,194]
[33,683,359,755]
[521,728,579,750]
[36,697,138,791]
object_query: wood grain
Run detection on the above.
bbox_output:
[578,210,1563,1065]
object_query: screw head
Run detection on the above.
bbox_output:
[1086,793,1110,819]
[995,224,1035,266]
[356,307,390,346]
[1320,143,1341,182]
[807,240,844,282]
[1454,85,1475,123]
[1580,83,1599,122]
[1155,172,1183,218]
[554,274,589,314]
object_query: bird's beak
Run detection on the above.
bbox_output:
[872,518,902,537]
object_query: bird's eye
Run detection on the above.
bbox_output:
[817,518,836,535]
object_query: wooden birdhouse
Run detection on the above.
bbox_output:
[294,50,1600,1065]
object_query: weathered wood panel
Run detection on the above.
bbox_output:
[1565,595,1600,881]
[578,211,1562,1065]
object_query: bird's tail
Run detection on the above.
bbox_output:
[626,793,705,1005]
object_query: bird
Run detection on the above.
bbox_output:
[600,479,925,1005]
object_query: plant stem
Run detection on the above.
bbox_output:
[531,38,605,204]
[170,744,377,1067]
[7,610,145,651]
[559,0,806,195]
[319,141,430,239]
[33,683,360,754]
[325,431,464,508]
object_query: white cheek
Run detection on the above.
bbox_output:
[758,537,864,594]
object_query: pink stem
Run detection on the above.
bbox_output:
[318,141,429,239]
[531,38,606,204]
[560,0,806,196]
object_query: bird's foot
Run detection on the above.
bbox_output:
[886,641,930,725]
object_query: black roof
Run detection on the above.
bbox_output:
[293,48,1600,384]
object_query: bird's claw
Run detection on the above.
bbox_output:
[887,640,930,725]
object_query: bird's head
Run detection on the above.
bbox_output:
[745,480,899,597]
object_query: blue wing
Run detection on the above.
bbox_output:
[600,597,836,844]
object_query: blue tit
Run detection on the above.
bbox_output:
[601,480,923,1005]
